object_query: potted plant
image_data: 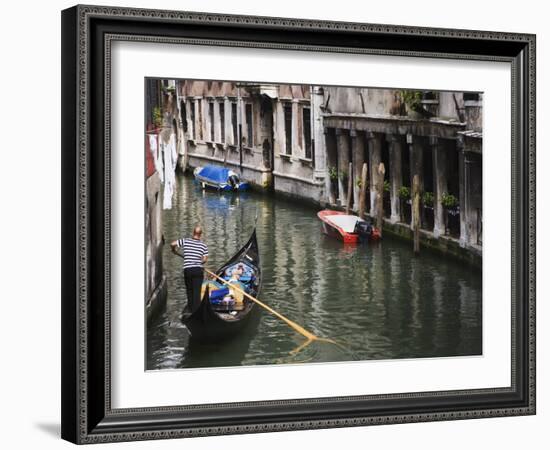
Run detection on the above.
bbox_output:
[398,185,410,200]
[441,193,459,235]
[398,186,411,223]
[422,191,434,208]
[328,166,339,201]
[340,168,349,192]
[422,191,435,229]
[382,179,391,217]
[328,166,338,181]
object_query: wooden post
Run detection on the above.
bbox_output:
[412,174,421,254]
[346,161,353,214]
[376,163,385,235]
[358,162,368,219]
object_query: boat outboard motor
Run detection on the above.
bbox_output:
[354,220,373,242]
[228,174,239,189]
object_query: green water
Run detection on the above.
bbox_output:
[146,173,482,370]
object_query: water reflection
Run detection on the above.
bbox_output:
[147,174,482,370]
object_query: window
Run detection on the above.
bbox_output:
[190,101,196,139]
[463,92,480,102]
[180,100,187,133]
[231,103,238,145]
[284,104,292,155]
[245,103,253,146]
[146,79,160,128]
[208,102,215,142]
[197,99,203,140]
[422,91,437,100]
[303,107,311,159]
[220,103,225,143]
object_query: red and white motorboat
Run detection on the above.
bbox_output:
[317,209,381,244]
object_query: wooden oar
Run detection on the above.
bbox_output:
[172,248,339,353]
[203,268,339,352]
[206,269,309,337]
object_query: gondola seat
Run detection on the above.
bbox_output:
[223,262,255,283]
[201,280,245,308]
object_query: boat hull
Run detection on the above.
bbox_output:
[195,178,250,192]
[183,299,255,342]
[193,165,250,191]
[320,220,359,243]
[317,209,380,243]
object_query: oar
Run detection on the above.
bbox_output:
[172,248,341,354]
[203,268,338,352]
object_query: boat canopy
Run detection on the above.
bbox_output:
[324,214,363,233]
[197,166,231,183]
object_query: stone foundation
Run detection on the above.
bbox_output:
[146,274,167,324]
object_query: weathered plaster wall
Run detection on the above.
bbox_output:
[161,79,483,260]
[145,172,167,320]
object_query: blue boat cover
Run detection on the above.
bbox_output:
[197,166,230,184]
[209,286,230,302]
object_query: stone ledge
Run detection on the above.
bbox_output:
[272,170,325,187]
[381,219,482,268]
[323,202,481,267]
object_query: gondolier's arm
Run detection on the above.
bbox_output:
[170,240,179,254]
[170,239,208,263]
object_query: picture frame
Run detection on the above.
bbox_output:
[61,4,536,444]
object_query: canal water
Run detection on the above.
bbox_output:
[147,173,482,370]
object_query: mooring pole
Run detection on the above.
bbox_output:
[346,161,353,215]
[412,174,421,254]
[358,162,368,219]
[376,162,385,236]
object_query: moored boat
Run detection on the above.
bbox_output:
[317,209,381,243]
[193,165,250,191]
[182,229,261,342]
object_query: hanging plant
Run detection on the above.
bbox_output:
[441,193,459,209]
[399,90,423,110]
[422,191,434,207]
[383,180,390,192]
[398,186,411,200]
[152,106,163,129]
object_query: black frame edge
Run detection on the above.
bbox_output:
[61,5,79,445]
[61,5,536,444]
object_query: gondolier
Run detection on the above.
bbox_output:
[171,226,209,314]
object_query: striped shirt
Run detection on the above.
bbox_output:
[177,238,208,269]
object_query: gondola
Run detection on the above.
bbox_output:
[182,229,261,342]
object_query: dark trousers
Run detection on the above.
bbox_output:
[184,267,204,313]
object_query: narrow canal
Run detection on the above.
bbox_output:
[147,173,482,370]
